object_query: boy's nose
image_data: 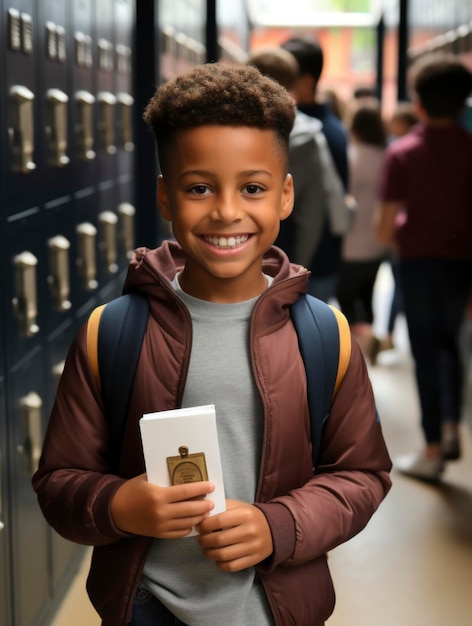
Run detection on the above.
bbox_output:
[210,195,242,223]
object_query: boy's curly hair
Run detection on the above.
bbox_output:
[143,63,296,173]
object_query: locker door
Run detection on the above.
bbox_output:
[4,1,51,621]
[0,377,13,626]
[114,0,137,268]
[0,5,13,626]
[7,348,50,626]
[46,322,85,599]
[94,0,122,299]
[70,0,101,313]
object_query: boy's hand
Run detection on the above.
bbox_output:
[196,499,273,572]
[111,473,215,538]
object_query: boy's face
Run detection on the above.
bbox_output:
[158,125,293,303]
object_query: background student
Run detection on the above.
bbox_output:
[377,52,472,481]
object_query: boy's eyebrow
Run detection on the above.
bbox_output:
[179,169,274,179]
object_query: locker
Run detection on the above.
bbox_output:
[115,0,136,256]
[5,0,40,214]
[7,350,50,626]
[1,1,136,624]
[45,323,85,601]
[0,378,13,626]
[94,0,126,299]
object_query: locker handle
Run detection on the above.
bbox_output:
[117,93,134,152]
[75,90,96,160]
[97,91,117,155]
[47,235,72,311]
[12,251,40,337]
[76,222,98,291]
[18,391,43,477]
[46,88,70,167]
[118,202,136,258]
[99,211,119,273]
[9,85,37,173]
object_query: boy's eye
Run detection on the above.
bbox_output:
[244,184,263,195]
[189,185,210,195]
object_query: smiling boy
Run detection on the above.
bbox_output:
[33,64,391,626]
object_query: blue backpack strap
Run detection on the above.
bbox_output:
[98,292,149,467]
[290,294,340,467]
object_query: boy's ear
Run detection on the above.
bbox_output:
[157,175,172,221]
[280,173,294,221]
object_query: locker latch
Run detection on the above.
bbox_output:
[46,88,70,167]
[117,92,134,152]
[97,91,117,155]
[9,85,37,173]
[18,391,43,477]
[75,90,96,160]
[76,223,98,291]
[118,202,136,259]
[12,251,40,337]
[99,211,119,273]
[47,235,72,311]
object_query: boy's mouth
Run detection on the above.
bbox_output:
[203,235,249,249]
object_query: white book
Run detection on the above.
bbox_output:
[139,404,226,535]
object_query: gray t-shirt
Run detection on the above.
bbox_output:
[140,276,274,626]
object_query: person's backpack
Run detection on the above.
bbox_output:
[86,292,351,469]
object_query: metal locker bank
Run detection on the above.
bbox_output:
[0,1,136,624]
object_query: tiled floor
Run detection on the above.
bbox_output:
[50,265,472,626]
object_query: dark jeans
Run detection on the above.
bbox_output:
[129,587,187,626]
[336,259,383,325]
[387,257,404,334]
[400,258,472,443]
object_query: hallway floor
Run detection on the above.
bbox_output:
[50,265,472,626]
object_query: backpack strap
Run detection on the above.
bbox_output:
[290,294,351,466]
[86,304,106,390]
[86,293,149,466]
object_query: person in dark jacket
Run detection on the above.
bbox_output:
[33,63,391,626]
[281,35,350,303]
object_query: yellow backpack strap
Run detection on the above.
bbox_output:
[329,305,352,396]
[86,304,106,390]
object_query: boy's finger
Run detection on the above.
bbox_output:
[168,481,215,503]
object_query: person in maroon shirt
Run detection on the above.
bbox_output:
[377,52,472,481]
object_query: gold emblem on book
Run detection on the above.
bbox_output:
[167,446,208,486]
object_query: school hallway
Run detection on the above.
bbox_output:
[50,264,472,626]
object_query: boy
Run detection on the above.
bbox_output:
[377,53,472,481]
[33,63,391,626]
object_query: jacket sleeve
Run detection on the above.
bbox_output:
[256,339,392,570]
[31,324,132,546]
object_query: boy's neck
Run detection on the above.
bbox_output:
[177,269,269,304]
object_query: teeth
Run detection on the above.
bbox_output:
[204,235,249,248]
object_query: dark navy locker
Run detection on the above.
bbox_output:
[4,210,51,626]
[115,0,137,261]
[0,5,13,625]
[94,0,121,299]
[0,377,13,626]
[7,349,50,626]
[45,321,85,601]
[70,0,101,312]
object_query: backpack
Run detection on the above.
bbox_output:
[86,292,351,469]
